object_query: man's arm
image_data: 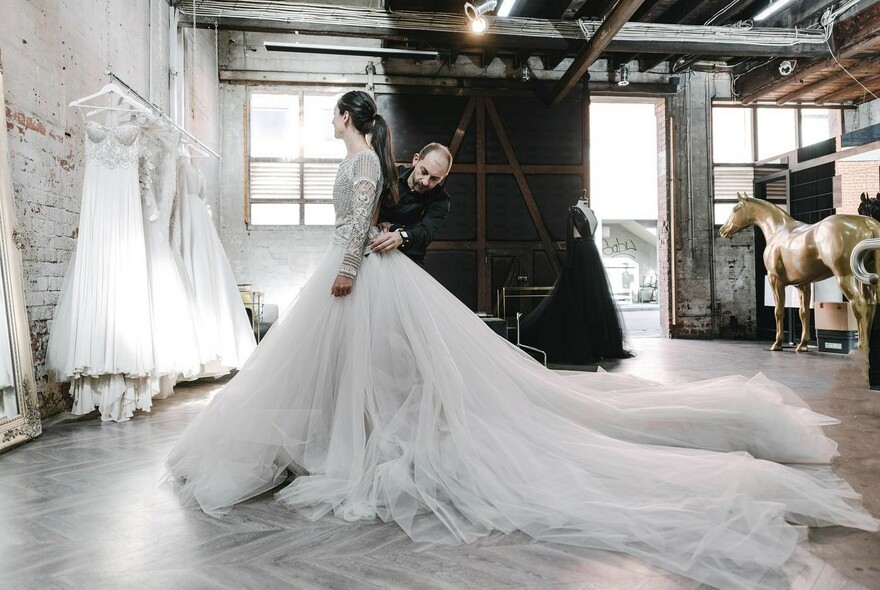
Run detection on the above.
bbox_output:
[399,195,450,252]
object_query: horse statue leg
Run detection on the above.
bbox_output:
[796,283,811,352]
[768,274,786,351]
[837,274,870,352]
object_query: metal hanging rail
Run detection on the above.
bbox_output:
[105,69,221,159]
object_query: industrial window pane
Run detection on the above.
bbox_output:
[249,161,300,200]
[303,163,338,199]
[712,107,752,163]
[714,202,737,225]
[250,93,300,159]
[303,95,346,159]
[801,109,841,147]
[250,203,300,225]
[713,166,754,201]
[757,107,796,161]
[304,204,336,225]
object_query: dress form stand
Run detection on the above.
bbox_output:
[518,192,631,364]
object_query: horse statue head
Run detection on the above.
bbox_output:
[719,193,754,238]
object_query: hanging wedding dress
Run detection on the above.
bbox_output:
[167,150,877,590]
[48,117,157,421]
[138,128,209,396]
[177,157,255,372]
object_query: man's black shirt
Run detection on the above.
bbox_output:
[378,165,451,264]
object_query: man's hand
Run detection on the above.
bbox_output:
[370,230,403,254]
[377,221,392,232]
[331,274,353,297]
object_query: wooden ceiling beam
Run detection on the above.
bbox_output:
[549,0,647,106]
[737,3,880,103]
[816,72,880,104]
[775,55,880,104]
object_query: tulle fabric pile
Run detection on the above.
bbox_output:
[167,244,877,590]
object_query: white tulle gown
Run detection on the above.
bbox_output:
[48,119,157,421]
[177,157,255,372]
[139,129,206,395]
[167,150,877,590]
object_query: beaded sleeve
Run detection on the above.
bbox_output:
[338,151,381,279]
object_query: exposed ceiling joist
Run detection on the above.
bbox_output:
[737,3,880,103]
[816,73,880,104]
[548,0,647,106]
[177,2,831,58]
[774,55,880,104]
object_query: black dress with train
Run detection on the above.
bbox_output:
[520,204,631,364]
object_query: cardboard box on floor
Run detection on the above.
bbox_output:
[814,301,858,331]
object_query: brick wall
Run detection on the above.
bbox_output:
[837,160,880,215]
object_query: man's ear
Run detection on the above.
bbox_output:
[411,153,420,167]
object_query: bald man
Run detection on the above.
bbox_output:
[370,142,453,266]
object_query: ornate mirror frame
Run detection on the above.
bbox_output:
[0,50,41,451]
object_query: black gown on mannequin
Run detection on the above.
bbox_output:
[519,204,631,364]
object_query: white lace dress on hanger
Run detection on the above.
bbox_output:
[177,157,255,372]
[47,119,157,421]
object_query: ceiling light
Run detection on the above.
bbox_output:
[617,66,630,87]
[754,0,794,21]
[264,42,441,61]
[497,0,518,17]
[465,0,497,34]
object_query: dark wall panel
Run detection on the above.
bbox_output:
[435,173,476,241]
[489,97,583,165]
[529,175,582,241]
[790,162,834,224]
[533,250,557,287]
[423,252,477,310]
[487,175,538,241]
[377,94,471,162]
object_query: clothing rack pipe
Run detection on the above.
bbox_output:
[105,69,221,159]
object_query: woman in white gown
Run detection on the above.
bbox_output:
[177,156,255,372]
[167,91,877,590]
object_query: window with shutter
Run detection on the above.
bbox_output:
[248,90,346,226]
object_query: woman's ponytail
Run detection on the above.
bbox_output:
[369,114,399,206]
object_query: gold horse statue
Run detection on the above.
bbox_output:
[719,194,880,352]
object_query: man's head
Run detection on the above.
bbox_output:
[408,143,453,194]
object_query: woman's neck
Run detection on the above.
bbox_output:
[343,133,370,158]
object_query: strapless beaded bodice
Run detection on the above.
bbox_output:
[84,121,140,169]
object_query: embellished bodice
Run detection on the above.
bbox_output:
[84,121,140,169]
[332,150,382,279]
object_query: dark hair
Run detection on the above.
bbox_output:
[418,142,453,174]
[336,91,399,206]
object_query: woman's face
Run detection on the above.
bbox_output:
[332,105,346,139]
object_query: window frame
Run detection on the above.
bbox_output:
[245,87,347,227]
[710,103,845,225]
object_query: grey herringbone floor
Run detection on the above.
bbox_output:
[1,339,878,589]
